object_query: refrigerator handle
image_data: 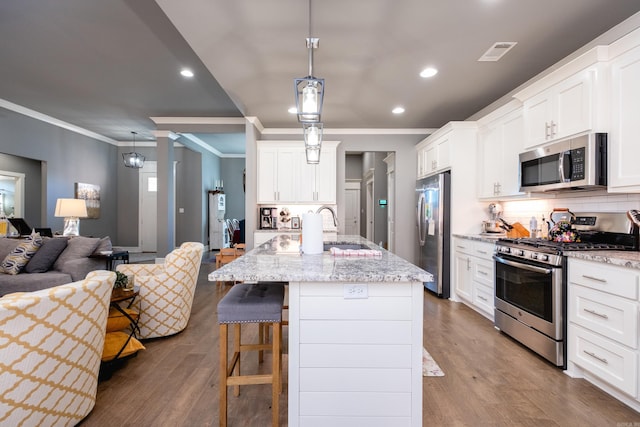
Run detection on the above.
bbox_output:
[417,193,426,246]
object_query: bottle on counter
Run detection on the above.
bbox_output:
[540,214,548,239]
[529,216,538,238]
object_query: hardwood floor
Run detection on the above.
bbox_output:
[80,259,640,426]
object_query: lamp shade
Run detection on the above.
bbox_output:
[55,199,88,218]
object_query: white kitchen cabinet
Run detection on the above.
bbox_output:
[298,144,337,203]
[567,258,640,408]
[257,141,338,204]
[607,43,640,192]
[521,68,596,149]
[453,237,495,320]
[453,244,473,302]
[257,145,296,203]
[416,131,451,179]
[477,103,525,198]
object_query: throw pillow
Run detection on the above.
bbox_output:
[102,331,145,361]
[53,236,100,271]
[92,236,112,255]
[106,306,140,333]
[24,237,69,274]
[1,234,44,275]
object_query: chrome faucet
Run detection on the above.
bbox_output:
[316,205,339,228]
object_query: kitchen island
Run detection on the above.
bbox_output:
[209,235,432,427]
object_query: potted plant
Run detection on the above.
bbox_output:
[113,271,129,289]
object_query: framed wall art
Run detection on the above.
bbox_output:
[74,182,100,219]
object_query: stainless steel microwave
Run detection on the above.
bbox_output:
[519,133,607,192]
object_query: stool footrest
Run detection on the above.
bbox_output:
[227,374,273,387]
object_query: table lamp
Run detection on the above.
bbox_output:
[55,198,88,236]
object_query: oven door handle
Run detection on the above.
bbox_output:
[493,255,553,274]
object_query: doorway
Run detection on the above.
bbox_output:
[139,162,158,252]
[344,180,361,235]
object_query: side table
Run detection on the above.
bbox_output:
[100,287,143,380]
[91,250,130,271]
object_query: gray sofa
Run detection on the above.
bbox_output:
[0,235,112,296]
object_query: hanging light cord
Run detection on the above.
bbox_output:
[307,0,314,77]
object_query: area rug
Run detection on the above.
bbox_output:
[423,347,445,377]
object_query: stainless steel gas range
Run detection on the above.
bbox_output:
[493,212,638,368]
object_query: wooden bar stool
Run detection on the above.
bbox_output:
[217,282,285,427]
[216,248,239,286]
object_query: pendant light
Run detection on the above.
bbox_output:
[303,122,323,164]
[294,0,324,124]
[122,131,145,168]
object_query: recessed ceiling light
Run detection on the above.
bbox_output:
[420,67,438,78]
[392,106,405,114]
[288,106,298,114]
[180,68,194,78]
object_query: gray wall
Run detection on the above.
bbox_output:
[0,107,118,240]
[345,154,363,180]
[221,158,246,220]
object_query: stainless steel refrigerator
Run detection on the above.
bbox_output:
[416,171,451,298]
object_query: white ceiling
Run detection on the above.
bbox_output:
[1,0,639,154]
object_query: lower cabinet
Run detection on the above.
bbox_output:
[453,238,495,320]
[567,258,640,411]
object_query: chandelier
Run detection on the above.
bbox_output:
[122,131,145,168]
[294,0,324,164]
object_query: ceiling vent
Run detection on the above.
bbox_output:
[478,42,517,62]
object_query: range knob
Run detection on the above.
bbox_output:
[517,249,524,256]
[531,253,538,260]
[541,254,549,262]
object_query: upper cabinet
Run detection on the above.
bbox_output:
[416,130,452,179]
[477,102,524,199]
[607,34,640,192]
[514,47,609,150]
[257,141,338,204]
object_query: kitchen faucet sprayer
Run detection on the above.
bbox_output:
[316,205,339,228]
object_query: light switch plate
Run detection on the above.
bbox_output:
[344,284,368,299]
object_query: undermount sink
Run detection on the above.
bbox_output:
[323,243,369,251]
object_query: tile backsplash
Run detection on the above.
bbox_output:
[488,191,640,232]
[258,204,338,231]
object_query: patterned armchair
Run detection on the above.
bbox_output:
[0,270,114,426]
[116,242,204,339]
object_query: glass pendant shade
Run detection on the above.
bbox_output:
[305,147,320,164]
[122,152,145,168]
[122,131,145,168]
[303,123,323,149]
[295,77,324,123]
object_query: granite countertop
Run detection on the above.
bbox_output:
[255,229,338,233]
[454,233,640,270]
[208,234,433,283]
[453,233,505,244]
[565,250,640,270]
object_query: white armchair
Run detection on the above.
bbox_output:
[0,270,114,426]
[116,242,204,339]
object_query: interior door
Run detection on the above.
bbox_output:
[344,181,361,236]
[140,162,157,252]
